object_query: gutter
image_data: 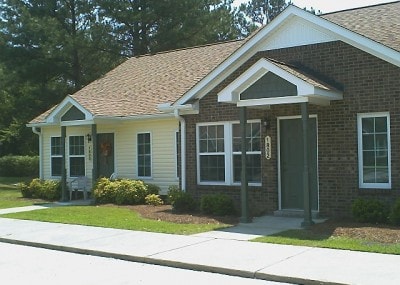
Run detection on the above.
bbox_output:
[31,127,43,179]
[174,109,186,192]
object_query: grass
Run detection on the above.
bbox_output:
[0,177,39,209]
[252,229,400,255]
[1,205,231,235]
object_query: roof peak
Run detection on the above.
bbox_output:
[321,0,400,16]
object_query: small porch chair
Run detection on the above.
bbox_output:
[69,176,89,200]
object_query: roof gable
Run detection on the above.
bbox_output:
[45,96,93,126]
[175,3,400,107]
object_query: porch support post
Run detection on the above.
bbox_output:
[240,107,251,223]
[301,102,314,228]
[91,124,98,187]
[60,126,68,202]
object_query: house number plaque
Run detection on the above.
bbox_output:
[265,136,271,160]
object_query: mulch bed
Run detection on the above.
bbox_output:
[123,204,400,243]
[125,204,239,225]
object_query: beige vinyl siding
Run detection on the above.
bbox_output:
[40,118,179,194]
[113,118,179,194]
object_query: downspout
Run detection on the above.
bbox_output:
[174,109,186,192]
[32,127,43,179]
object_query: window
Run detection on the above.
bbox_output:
[232,122,261,183]
[197,121,261,185]
[69,136,85,177]
[357,113,391,189]
[137,133,151,177]
[51,137,62,177]
[198,125,225,182]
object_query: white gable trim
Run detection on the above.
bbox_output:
[218,58,342,107]
[175,5,400,107]
[46,96,93,125]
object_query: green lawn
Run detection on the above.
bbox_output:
[0,177,39,209]
[252,229,400,255]
[1,205,231,235]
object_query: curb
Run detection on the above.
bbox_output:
[0,237,345,285]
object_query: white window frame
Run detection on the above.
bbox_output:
[196,120,261,186]
[68,135,86,177]
[357,112,391,189]
[50,136,62,177]
[231,121,262,185]
[137,132,152,179]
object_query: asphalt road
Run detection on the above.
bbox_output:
[0,242,291,285]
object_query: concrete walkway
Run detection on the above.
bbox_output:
[0,208,399,284]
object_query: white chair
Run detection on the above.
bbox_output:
[69,176,89,200]
[109,172,118,181]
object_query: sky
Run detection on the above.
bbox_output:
[233,0,396,13]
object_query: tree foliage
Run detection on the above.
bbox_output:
[0,0,290,155]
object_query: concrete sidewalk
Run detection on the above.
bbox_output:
[0,217,399,284]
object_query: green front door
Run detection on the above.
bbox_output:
[97,133,115,178]
[280,118,318,210]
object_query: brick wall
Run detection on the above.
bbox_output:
[183,41,400,218]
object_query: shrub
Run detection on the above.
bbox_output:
[39,180,61,200]
[146,183,160,195]
[167,185,181,205]
[172,192,197,213]
[352,198,389,224]
[19,178,61,201]
[93,178,148,205]
[145,194,164,206]
[19,182,33,198]
[389,198,400,226]
[0,155,39,177]
[93,178,117,204]
[200,194,236,216]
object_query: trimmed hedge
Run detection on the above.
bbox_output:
[167,185,197,213]
[352,198,389,224]
[200,194,236,216]
[19,178,61,201]
[0,155,39,177]
[93,178,149,205]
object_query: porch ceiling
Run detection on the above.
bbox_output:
[218,58,343,107]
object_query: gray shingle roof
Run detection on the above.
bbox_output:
[322,1,400,52]
[31,40,244,123]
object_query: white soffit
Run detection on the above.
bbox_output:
[261,17,337,51]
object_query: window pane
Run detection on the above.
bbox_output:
[362,118,374,133]
[363,167,375,183]
[51,137,62,155]
[375,117,387,133]
[199,125,224,153]
[233,154,261,183]
[200,155,225,181]
[51,157,62,176]
[376,168,389,183]
[375,134,387,150]
[363,151,375,166]
[70,157,85,176]
[69,136,84,155]
[362,134,374,150]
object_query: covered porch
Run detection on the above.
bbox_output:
[218,58,343,226]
